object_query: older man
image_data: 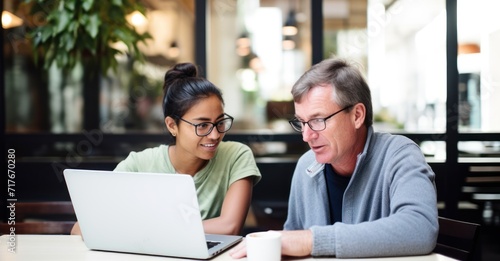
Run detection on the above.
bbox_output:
[231,58,437,258]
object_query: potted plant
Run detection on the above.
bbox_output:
[24,0,152,131]
[26,0,151,74]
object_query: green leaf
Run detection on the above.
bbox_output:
[57,0,65,11]
[115,28,137,45]
[111,0,123,7]
[45,11,59,25]
[61,33,76,52]
[67,20,79,35]
[56,11,71,33]
[82,0,95,11]
[65,0,76,11]
[85,14,100,38]
[38,27,53,43]
[58,52,68,68]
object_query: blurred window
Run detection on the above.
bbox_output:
[207,0,311,132]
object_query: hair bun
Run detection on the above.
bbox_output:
[164,63,198,83]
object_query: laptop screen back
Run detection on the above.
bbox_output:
[64,169,214,258]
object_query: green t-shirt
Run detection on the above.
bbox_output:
[114,141,261,220]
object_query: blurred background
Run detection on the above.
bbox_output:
[3,0,500,136]
[2,0,500,259]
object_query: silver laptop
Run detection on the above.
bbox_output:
[63,168,242,259]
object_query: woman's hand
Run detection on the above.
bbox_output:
[71,222,82,236]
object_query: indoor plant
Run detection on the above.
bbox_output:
[23,0,152,131]
[25,0,151,75]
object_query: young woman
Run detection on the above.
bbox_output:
[71,63,261,236]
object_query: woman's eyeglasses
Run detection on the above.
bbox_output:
[175,113,234,137]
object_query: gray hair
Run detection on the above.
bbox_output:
[291,58,373,127]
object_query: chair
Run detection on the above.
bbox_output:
[0,201,76,235]
[434,216,481,261]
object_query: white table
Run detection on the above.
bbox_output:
[0,235,455,261]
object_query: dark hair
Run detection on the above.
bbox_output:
[291,58,373,127]
[162,63,224,140]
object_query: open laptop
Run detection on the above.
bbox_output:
[63,168,242,259]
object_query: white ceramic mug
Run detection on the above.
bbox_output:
[246,231,282,261]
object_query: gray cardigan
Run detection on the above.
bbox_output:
[284,127,438,258]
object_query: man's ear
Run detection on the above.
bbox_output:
[164,116,178,135]
[353,103,366,129]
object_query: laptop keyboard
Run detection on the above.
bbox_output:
[207,241,222,249]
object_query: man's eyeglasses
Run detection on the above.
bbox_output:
[288,105,353,132]
[175,113,234,137]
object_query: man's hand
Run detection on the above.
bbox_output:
[280,230,313,256]
[229,230,313,259]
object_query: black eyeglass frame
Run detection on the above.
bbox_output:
[288,105,354,132]
[174,113,234,137]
